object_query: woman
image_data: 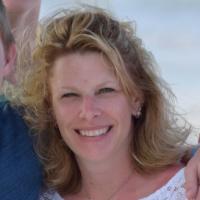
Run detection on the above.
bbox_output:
[17,7,192,199]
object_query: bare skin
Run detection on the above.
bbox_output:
[3,0,41,41]
[1,0,41,84]
[185,147,200,200]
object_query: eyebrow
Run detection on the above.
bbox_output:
[62,80,116,88]
[95,81,117,88]
[58,79,120,94]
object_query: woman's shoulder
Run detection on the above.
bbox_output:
[39,167,186,200]
[141,168,186,200]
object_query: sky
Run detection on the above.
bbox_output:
[40,0,200,143]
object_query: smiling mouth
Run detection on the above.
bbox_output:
[75,126,112,137]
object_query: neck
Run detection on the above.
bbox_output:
[77,152,134,200]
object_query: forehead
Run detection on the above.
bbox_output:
[56,52,113,72]
[50,52,119,86]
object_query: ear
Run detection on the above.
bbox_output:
[2,43,17,84]
[131,95,143,118]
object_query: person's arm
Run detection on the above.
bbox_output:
[185,146,200,200]
[2,0,41,85]
[3,0,41,41]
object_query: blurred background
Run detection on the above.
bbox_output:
[40,0,200,143]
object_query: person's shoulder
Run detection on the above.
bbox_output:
[0,99,33,154]
[0,99,28,136]
[0,99,22,116]
[141,168,186,200]
[0,99,43,200]
[0,99,21,118]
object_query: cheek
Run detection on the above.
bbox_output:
[110,98,133,135]
[118,106,133,127]
[105,97,133,120]
[52,100,79,129]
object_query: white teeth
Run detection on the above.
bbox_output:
[79,127,109,137]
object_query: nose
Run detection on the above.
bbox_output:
[79,95,101,121]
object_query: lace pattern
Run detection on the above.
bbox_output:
[40,190,62,200]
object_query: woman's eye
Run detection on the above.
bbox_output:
[61,93,79,98]
[97,88,115,95]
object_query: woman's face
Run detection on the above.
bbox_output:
[49,52,139,164]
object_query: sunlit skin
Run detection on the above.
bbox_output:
[3,0,39,13]
[49,52,140,166]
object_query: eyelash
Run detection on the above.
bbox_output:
[96,87,115,95]
[61,93,79,98]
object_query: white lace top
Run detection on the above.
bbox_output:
[40,168,186,200]
[140,168,186,200]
